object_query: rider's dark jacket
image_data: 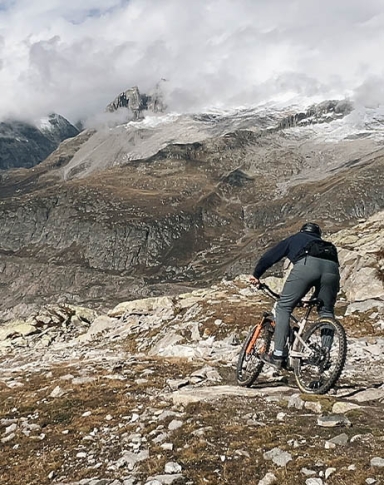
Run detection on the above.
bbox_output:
[253,232,322,279]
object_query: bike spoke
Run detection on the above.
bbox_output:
[294,319,347,394]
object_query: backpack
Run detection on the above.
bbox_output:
[296,239,339,265]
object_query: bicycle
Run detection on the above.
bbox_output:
[236,282,347,394]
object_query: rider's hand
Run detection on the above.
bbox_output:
[249,275,260,287]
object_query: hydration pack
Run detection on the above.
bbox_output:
[296,239,339,265]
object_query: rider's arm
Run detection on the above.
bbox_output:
[252,237,291,279]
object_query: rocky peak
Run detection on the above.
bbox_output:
[278,99,353,129]
[106,82,167,120]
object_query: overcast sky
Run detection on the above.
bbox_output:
[1,0,384,124]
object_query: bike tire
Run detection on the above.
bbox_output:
[294,318,347,394]
[236,321,273,387]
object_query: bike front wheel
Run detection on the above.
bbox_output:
[236,321,273,387]
[293,318,347,394]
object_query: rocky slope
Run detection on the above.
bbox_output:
[0,99,383,319]
[0,255,383,484]
[0,114,79,170]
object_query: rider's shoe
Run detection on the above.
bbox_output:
[260,352,285,370]
[281,359,293,371]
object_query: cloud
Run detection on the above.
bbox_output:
[0,0,384,123]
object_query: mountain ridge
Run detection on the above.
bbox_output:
[0,95,383,320]
[0,114,79,170]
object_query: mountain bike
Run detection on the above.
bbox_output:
[236,283,347,394]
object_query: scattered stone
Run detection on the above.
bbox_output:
[168,420,183,431]
[108,296,174,318]
[258,472,277,485]
[349,388,384,403]
[371,457,384,467]
[4,423,17,434]
[160,443,173,451]
[305,479,323,485]
[329,433,349,446]
[332,402,361,413]
[288,393,304,409]
[301,468,316,476]
[166,379,189,390]
[1,432,15,443]
[263,447,292,467]
[317,415,351,428]
[145,475,183,485]
[304,401,322,414]
[164,462,182,474]
[115,449,149,470]
[172,385,293,405]
[50,386,66,398]
[325,440,336,449]
[72,377,97,385]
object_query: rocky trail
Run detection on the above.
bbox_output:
[0,276,383,485]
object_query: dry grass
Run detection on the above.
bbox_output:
[1,355,383,485]
[0,282,383,484]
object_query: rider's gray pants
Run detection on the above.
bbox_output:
[273,256,340,356]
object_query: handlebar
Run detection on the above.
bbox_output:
[257,282,280,300]
[253,282,323,309]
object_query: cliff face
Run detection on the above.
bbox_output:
[0,100,383,320]
[0,114,79,170]
[106,84,166,120]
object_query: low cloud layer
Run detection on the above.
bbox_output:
[1,0,384,124]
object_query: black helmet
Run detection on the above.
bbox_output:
[300,222,322,236]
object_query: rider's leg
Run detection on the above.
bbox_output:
[273,260,315,356]
[314,260,340,349]
[316,261,340,319]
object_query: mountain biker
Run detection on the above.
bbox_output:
[249,222,340,370]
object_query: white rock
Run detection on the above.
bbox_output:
[371,457,384,467]
[160,443,174,451]
[168,420,183,431]
[263,447,292,467]
[5,423,17,435]
[1,432,15,443]
[324,441,336,449]
[258,472,277,485]
[332,402,361,413]
[50,386,66,398]
[164,461,182,473]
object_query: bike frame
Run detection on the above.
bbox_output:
[255,283,322,361]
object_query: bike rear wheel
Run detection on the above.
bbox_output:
[294,318,347,394]
[236,321,273,387]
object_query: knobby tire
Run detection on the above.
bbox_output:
[294,318,347,394]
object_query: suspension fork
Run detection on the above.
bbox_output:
[245,316,273,355]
